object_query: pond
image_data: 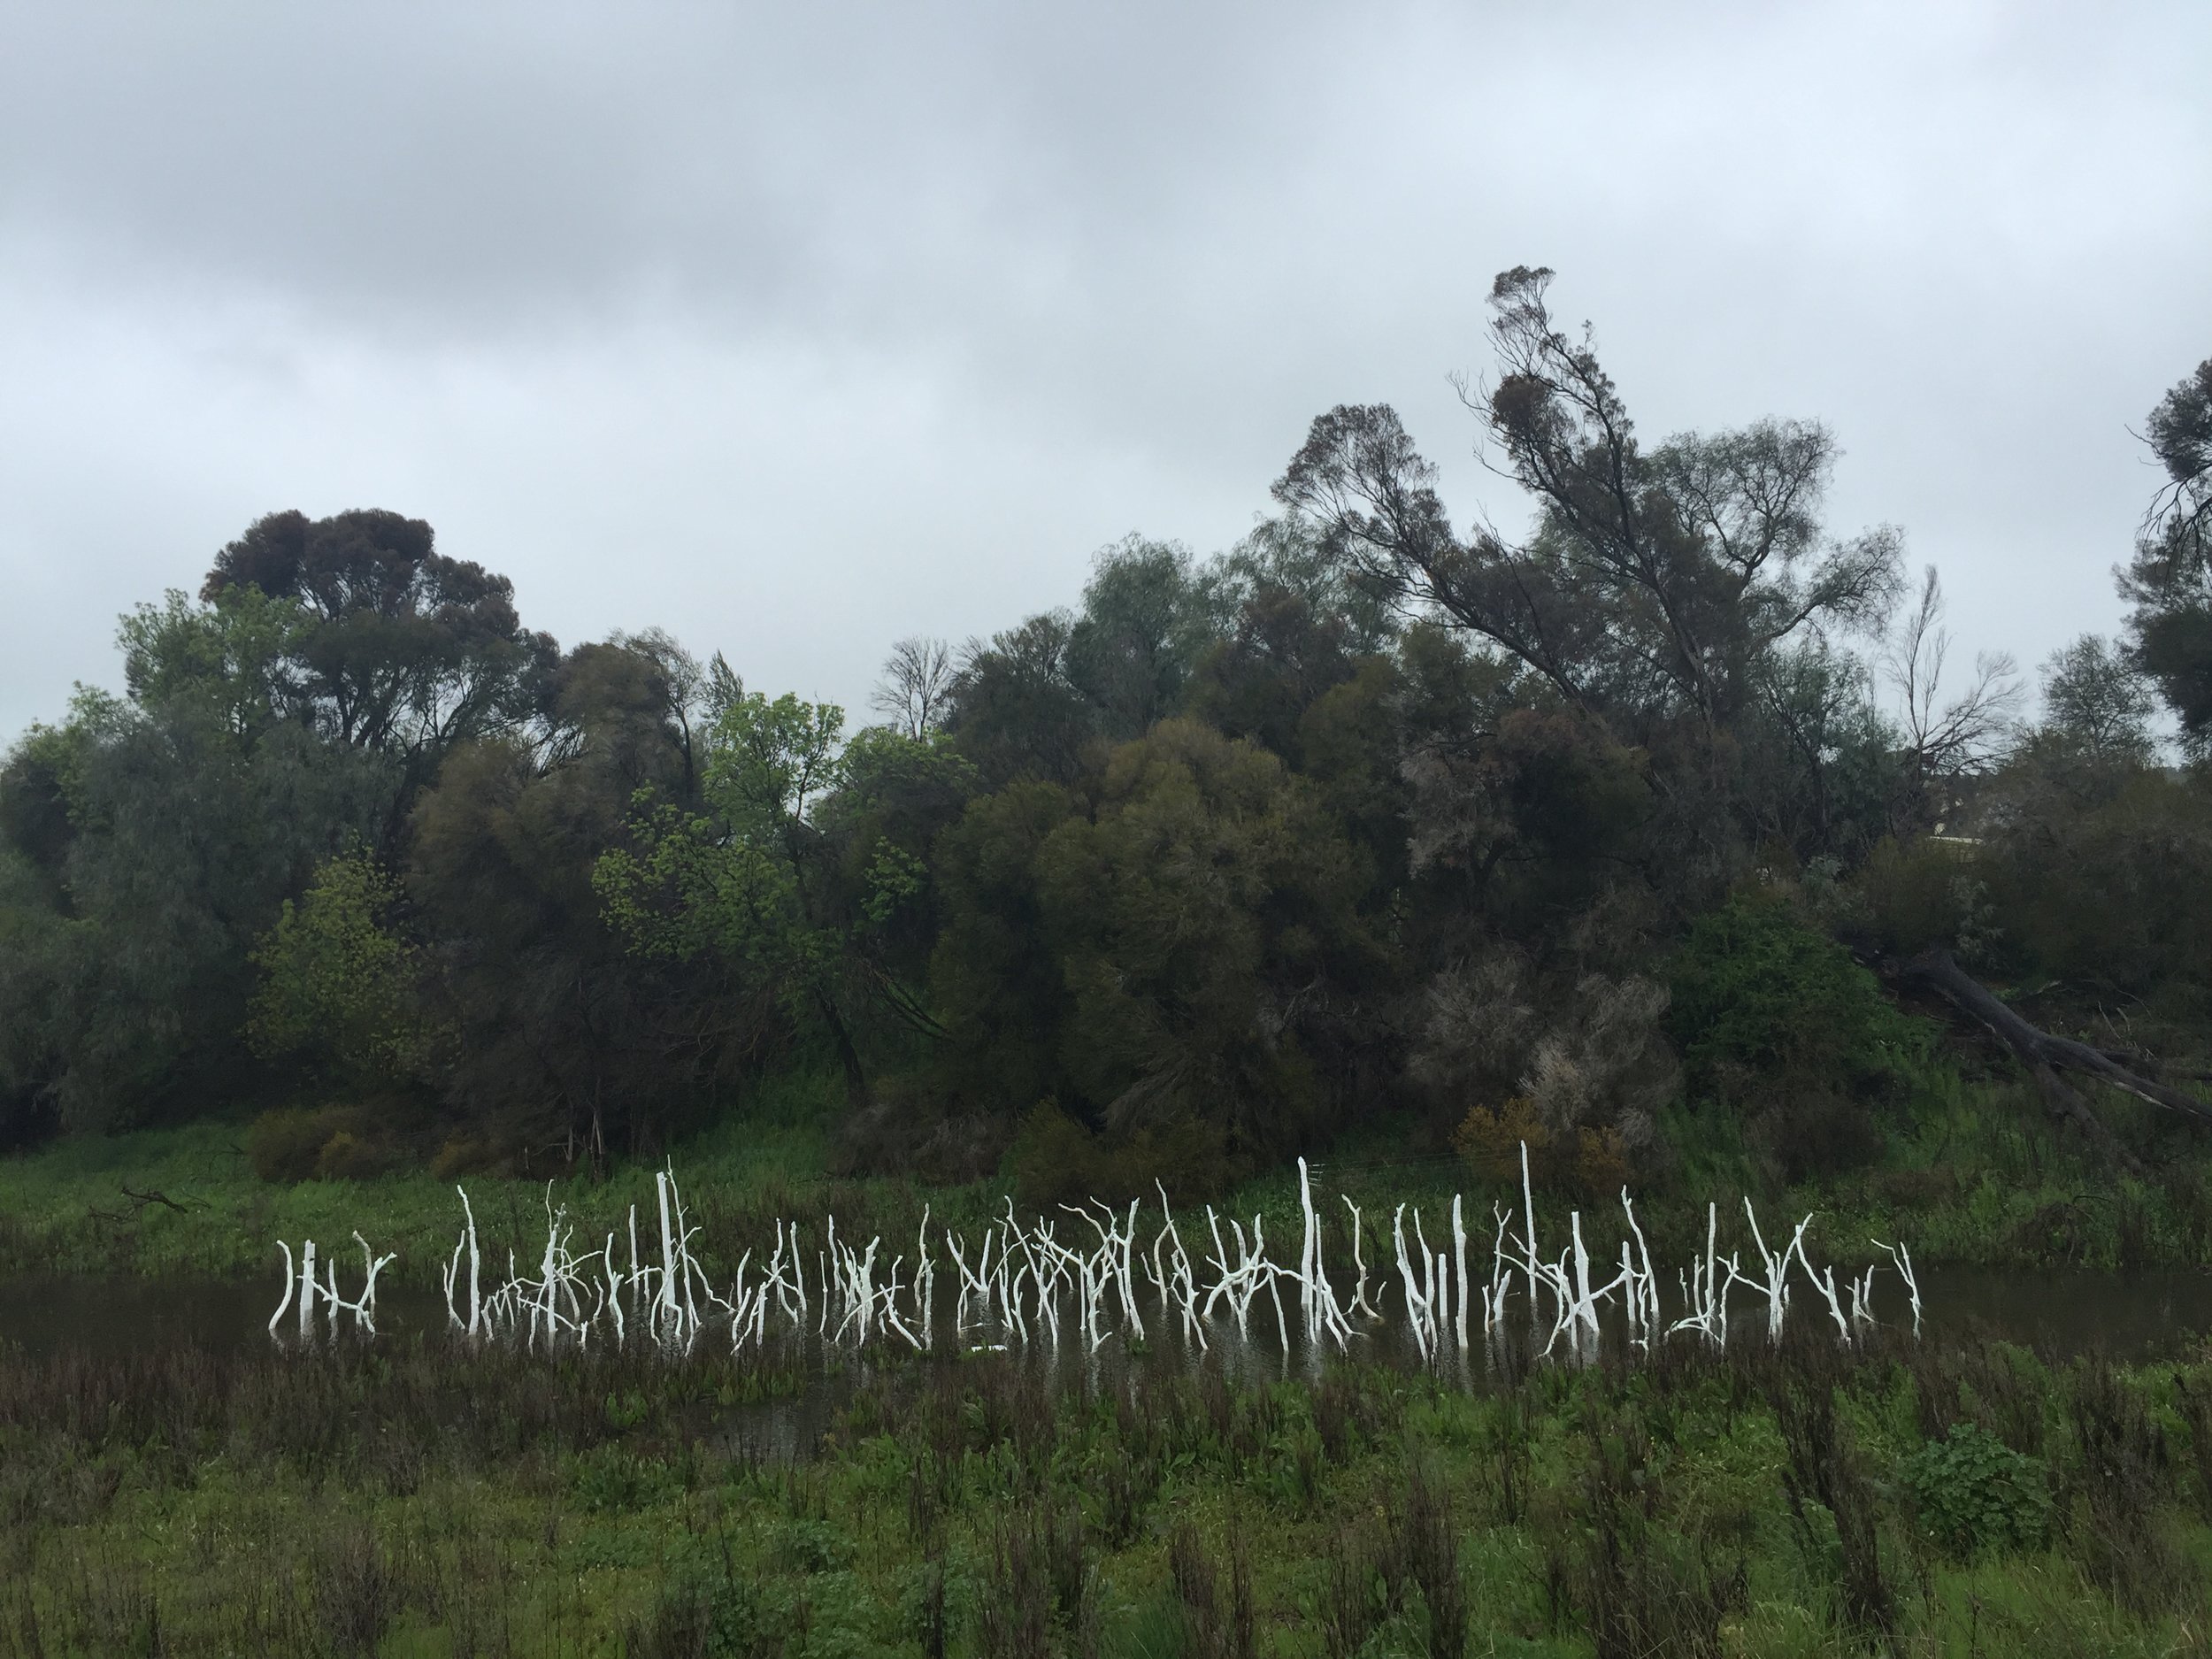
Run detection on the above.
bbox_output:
[4,1263,2210,1364]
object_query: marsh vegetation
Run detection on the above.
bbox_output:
[5,281,2212,1652]
[6,1311,2212,1655]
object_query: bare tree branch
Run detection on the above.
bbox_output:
[871,636,956,739]
[1883,566,2023,814]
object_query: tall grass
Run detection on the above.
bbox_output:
[1,1317,2210,1654]
[14,1055,2212,1293]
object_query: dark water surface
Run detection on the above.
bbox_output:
[1911,1265,2212,1359]
[4,1264,2211,1364]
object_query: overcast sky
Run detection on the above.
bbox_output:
[3,1,2206,741]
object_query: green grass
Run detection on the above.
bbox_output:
[8,1060,2212,1654]
[0,1112,1014,1285]
[8,1057,2212,1293]
[4,1321,2212,1655]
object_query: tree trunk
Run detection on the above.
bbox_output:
[1891,948,2212,1175]
[815,987,870,1110]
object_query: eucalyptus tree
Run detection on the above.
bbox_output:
[946,536,1226,786]
[944,611,1093,787]
[1063,535,1216,740]
[1183,517,1399,764]
[202,508,557,847]
[1277,267,1901,748]
[2038,634,2156,764]
[1274,265,1910,907]
[2122,356,2212,753]
[408,636,734,1166]
[0,588,392,1128]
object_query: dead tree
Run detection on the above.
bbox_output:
[1892,949,2212,1175]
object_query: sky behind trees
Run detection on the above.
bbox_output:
[3,0,2207,741]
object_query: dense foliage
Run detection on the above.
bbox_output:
[4,278,2208,1191]
[4,1313,2211,1655]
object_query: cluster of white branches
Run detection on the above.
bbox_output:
[1469,1147,1924,1362]
[269,1148,1923,1363]
[433,1168,941,1353]
[266,1232,396,1339]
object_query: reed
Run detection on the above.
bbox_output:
[2,1322,2209,1655]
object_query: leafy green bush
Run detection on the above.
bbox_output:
[245,1105,396,1183]
[248,851,426,1086]
[937,718,1386,1157]
[1669,892,1926,1092]
[311,1129,388,1182]
[1669,892,1936,1179]
[1007,1100,1234,1209]
[570,1443,674,1513]
[771,1517,853,1576]
[625,1545,776,1658]
[1901,1423,2051,1558]
[1854,835,1981,959]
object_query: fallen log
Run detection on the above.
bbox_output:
[87,1184,202,1224]
[1892,948,2212,1175]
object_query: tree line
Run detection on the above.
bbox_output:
[4,269,2209,1189]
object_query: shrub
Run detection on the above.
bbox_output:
[1854,835,1979,959]
[1416,954,1676,1156]
[247,851,426,1086]
[246,1105,396,1183]
[247,1107,342,1184]
[625,1554,773,1659]
[1900,1422,2050,1559]
[772,1517,853,1576]
[1747,1087,1886,1186]
[1452,1096,1548,1184]
[1007,1101,1234,1209]
[429,1134,500,1179]
[570,1443,673,1512]
[1671,893,1924,1087]
[1453,1100,1628,1198]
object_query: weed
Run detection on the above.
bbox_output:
[1768,1347,1896,1645]
[0,1283,2207,1653]
[1169,1519,1255,1659]
[2064,1355,2197,1617]
[1900,1423,2050,1558]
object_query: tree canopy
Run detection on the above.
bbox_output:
[4,279,2208,1188]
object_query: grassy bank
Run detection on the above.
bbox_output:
[8,1072,2212,1655]
[0,1116,886,1283]
[4,1321,2212,1655]
[8,1063,2212,1290]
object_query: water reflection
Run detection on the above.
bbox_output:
[3,1263,2210,1367]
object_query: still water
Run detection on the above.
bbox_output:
[4,1264,2211,1363]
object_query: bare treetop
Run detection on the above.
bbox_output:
[872,636,956,739]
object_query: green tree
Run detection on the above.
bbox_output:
[0,582,396,1129]
[409,638,736,1166]
[595,692,949,1106]
[1064,536,1216,740]
[2122,357,2212,751]
[944,611,1094,787]
[2039,634,2156,764]
[946,535,1229,785]
[931,720,1392,1155]
[1276,268,1901,749]
[248,851,425,1086]
[201,508,557,844]
[1185,519,1393,762]
[926,780,1082,1115]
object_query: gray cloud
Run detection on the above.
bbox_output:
[4,0,2208,737]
